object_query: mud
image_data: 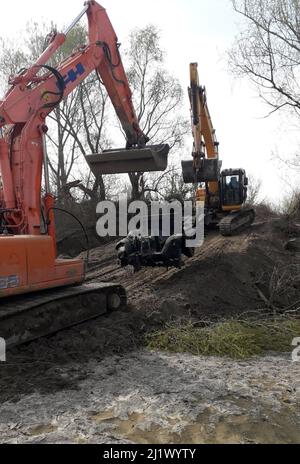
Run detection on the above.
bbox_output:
[0,219,299,443]
[0,351,299,444]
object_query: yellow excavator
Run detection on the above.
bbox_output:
[117,63,255,270]
[181,63,255,236]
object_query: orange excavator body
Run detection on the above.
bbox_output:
[0,236,83,298]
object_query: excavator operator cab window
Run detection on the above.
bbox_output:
[222,173,242,207]
[226,175,239,189]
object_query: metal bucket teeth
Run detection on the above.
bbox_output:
[182,158,222,184]
[86,144,170,175]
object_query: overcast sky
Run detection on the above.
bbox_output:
[0,0,297,202]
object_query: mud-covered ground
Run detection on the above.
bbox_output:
[0,351,299,444]
[0,219,299,443]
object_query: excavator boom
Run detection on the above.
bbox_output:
[181,63,220,187]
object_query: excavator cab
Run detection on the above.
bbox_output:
[220,169,248,210]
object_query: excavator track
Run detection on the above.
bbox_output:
[219,209,255,237]
[0,283,126,348]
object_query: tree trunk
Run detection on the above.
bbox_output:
[129,173,144,200]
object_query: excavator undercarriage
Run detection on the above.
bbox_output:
[218,209,256,237]
[0,283,126,348]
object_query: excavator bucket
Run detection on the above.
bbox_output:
[86,144,170,175]
[181,158,222,184]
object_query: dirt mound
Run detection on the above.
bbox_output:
[148,220,298,320]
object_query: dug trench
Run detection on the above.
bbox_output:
[0,217,299,444]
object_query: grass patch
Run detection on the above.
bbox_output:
[146,317,300,359]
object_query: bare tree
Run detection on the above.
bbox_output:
[228,0,300,195]
[54,71,113,203]
[246,174,263,205]
[229,0,300,116]
[161,167,194,202]
[120,25,189,200]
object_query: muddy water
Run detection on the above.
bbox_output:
[88,403,299,444]
[0,351,299,444]
[111,411,298,444]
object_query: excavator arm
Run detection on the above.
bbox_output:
[0,1,146,144]
[182,63,221,188]
[181,63,255,236]
[0,0,169,237]
[189,63,218,160]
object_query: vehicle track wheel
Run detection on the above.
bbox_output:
[107,292,122,311]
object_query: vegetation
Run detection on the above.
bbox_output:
[229,0,300,182]
[146,315,300,359]
[123,26,189,200]
[281,190,300,218]
[230,0,300,116]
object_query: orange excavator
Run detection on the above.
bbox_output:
[0,1,169,347]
